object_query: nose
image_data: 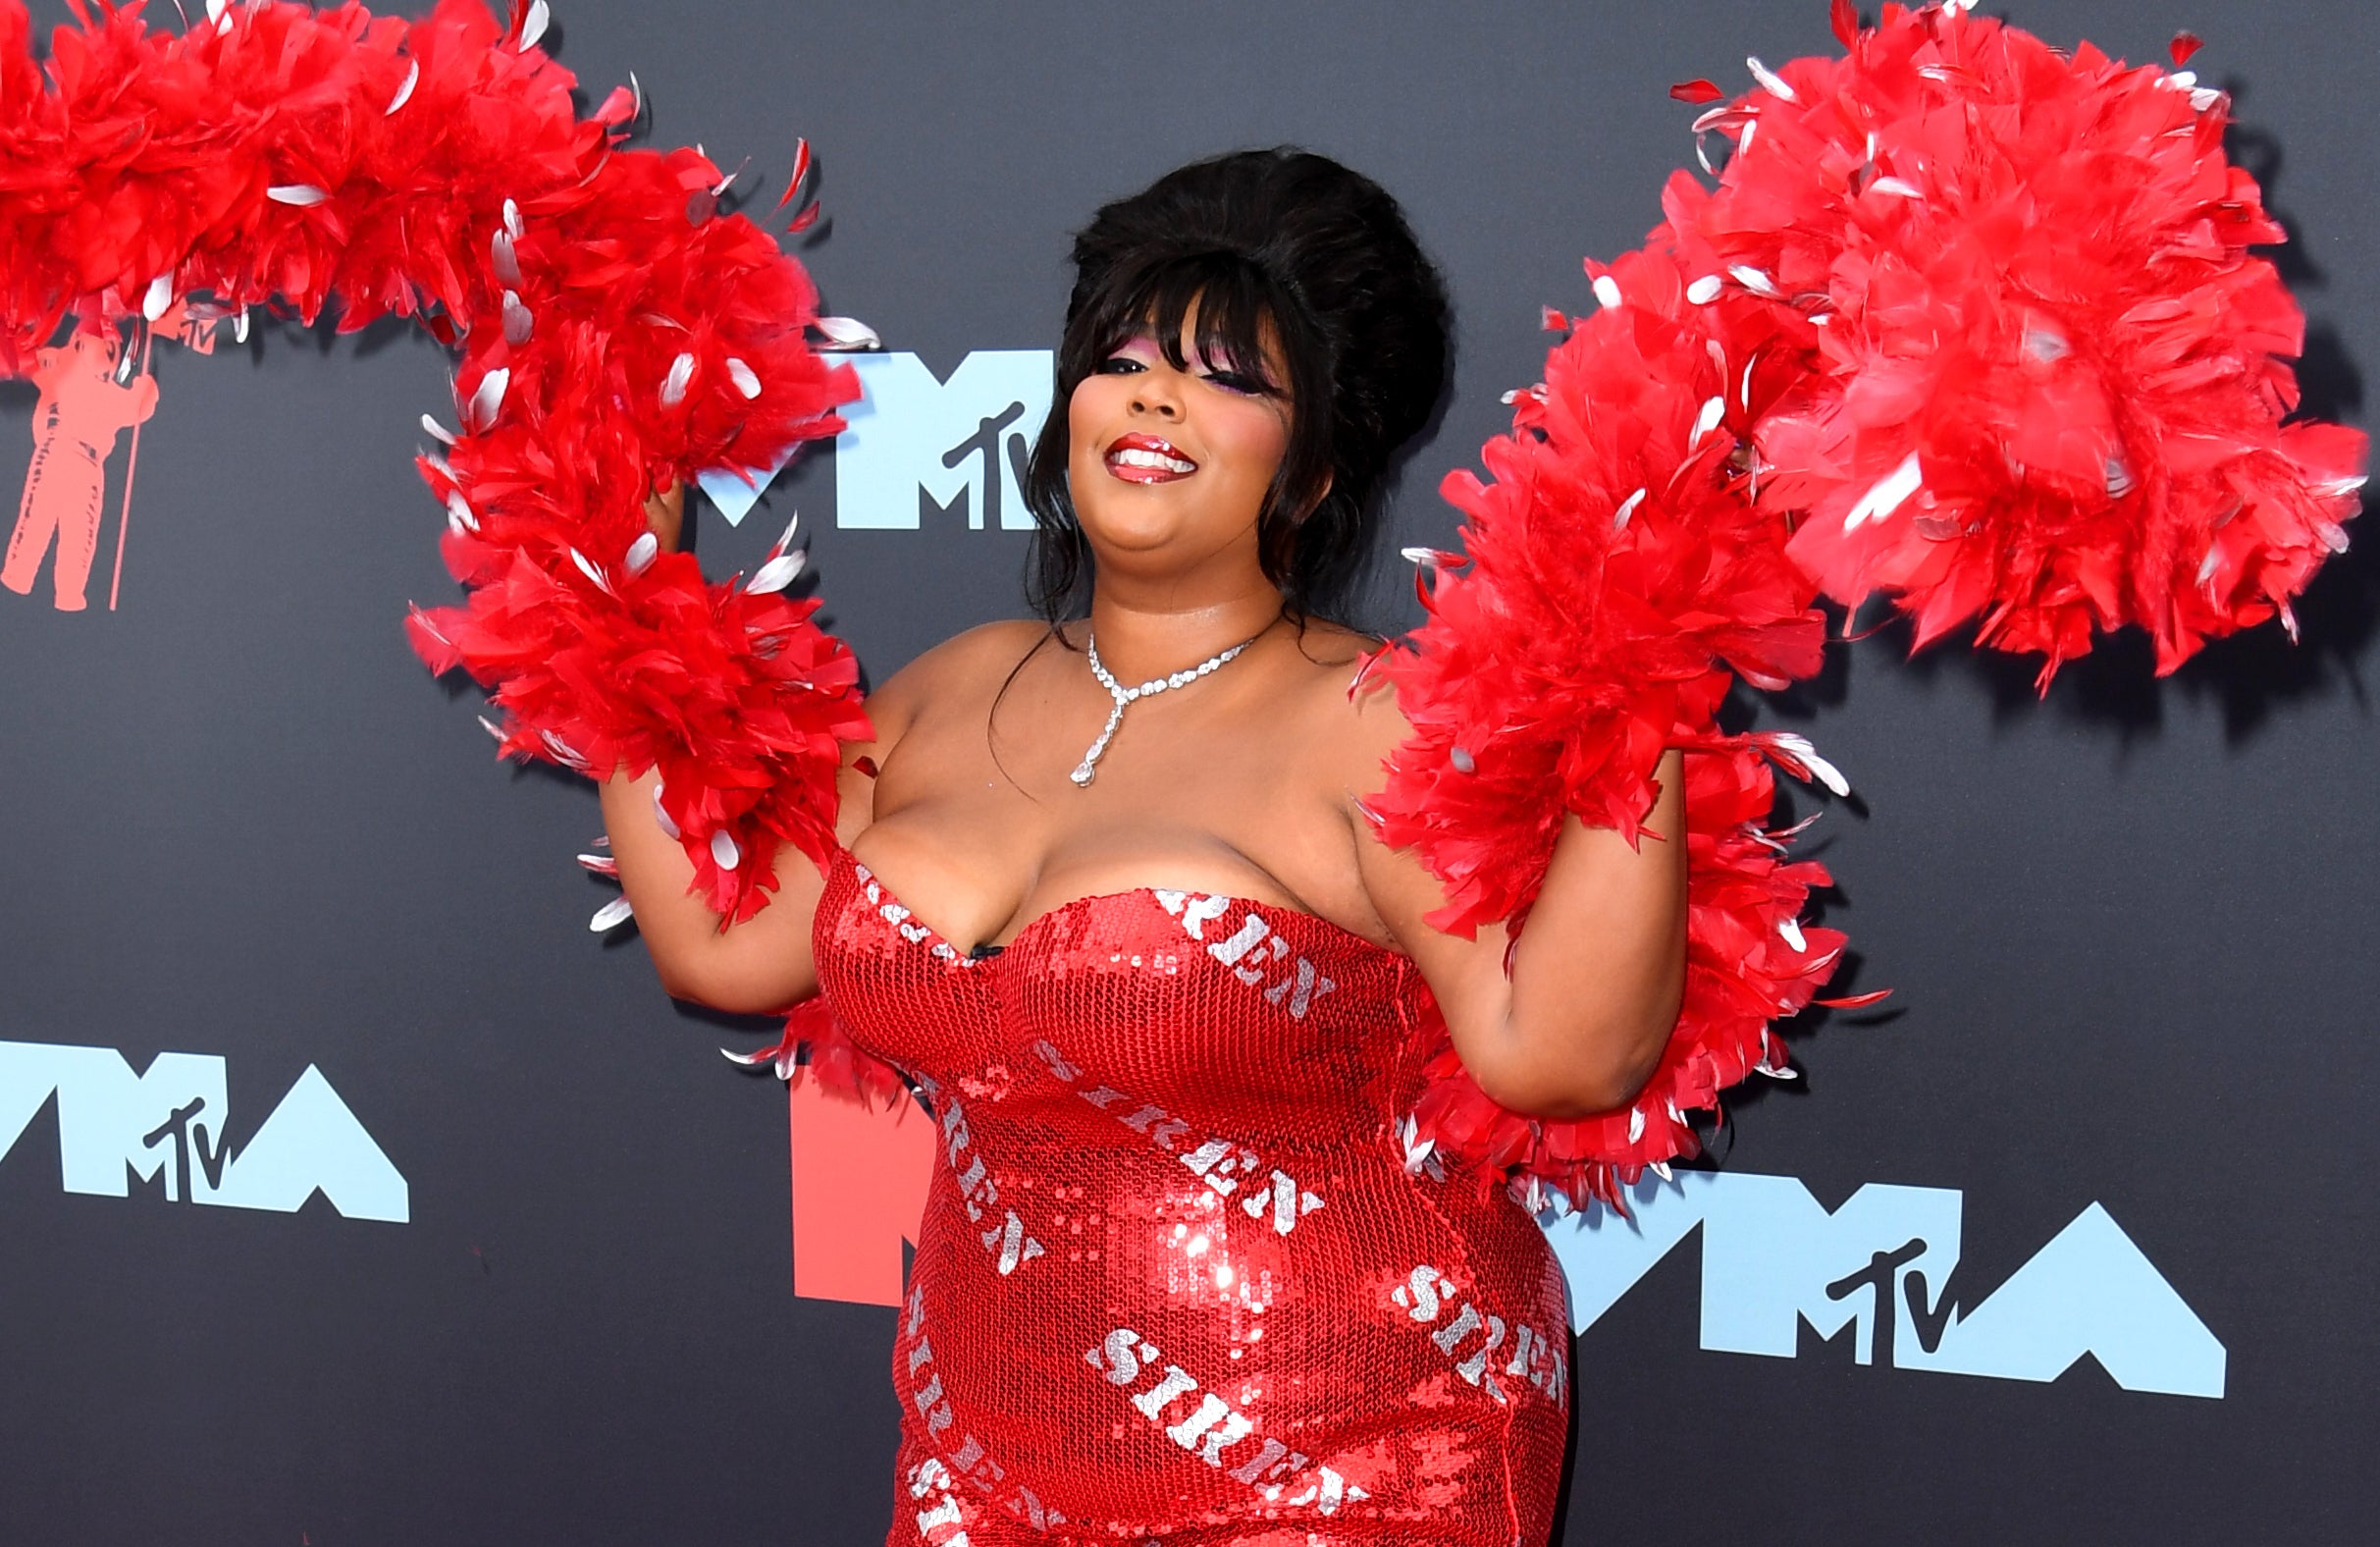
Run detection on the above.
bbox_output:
[1129,369,1183,420]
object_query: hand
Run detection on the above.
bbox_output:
[642,475,686,550]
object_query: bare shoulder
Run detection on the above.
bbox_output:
[1275,620,1412,790]
[866,618,1056,742]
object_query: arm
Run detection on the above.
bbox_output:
[1348,684,1687,1120]
[598,753,879,1014]
[595,479,895,1014]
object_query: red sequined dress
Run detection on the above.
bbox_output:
[813,846,1571,1547]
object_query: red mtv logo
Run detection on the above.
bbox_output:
[786,1078,931,1306]
[4,308,217,613]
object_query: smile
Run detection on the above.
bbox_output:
[1105,433,1198,483]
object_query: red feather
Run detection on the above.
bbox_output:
[1371,7,2358,1204]
[0,0,869,920]
[1375,240,1845,1206]
[2170,30,2204,66]
[775,135,813,213]
[1668,78,1724,104]
[1831,0,1860,47]
[1660,6,2363,683]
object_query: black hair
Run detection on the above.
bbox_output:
[1022,147,1450,625]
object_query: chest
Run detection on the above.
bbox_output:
[861,668,1363,951]
[814,852,1421,1138]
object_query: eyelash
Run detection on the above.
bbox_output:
[1097,354,1273,397]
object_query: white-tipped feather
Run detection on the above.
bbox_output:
[1727,264,1780,297]
[266,185,329,206]
[1689,395,1725,449]
[589,896,634,932]
[1591,275,1623,309]
[624,531,660,576]
[660,351,695,406]
[466,366,509,431]
[518,0,551,52]
[812,316,882,351]
[491,229,521,286]
[746,551,805,594]
[386,57,419,115]
[568,547,611,594]
[1747,55,1797,100]
[501,290,533,347]
[1768,731,1851,797]
[710,829,742,871]
[1843,451,1922,531]
[142,274,174,321]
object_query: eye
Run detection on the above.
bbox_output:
[1202,369,1275,398]
[1095,353,1145,376]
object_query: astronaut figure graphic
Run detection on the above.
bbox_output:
[4,328,158,612]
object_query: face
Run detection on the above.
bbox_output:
[1065,309,1296,575]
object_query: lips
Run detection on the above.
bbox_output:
[1104,432,1198,484]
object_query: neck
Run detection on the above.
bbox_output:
[1083,575,1285,683]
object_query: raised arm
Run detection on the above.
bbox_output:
[595,481,895,1015]
[1348,682,1687,1121]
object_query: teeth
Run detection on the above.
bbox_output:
[1110,447,1196,473]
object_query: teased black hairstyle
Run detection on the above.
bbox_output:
[1022,147,1451,624]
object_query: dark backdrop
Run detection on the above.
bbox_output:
[1,2,2373,1543]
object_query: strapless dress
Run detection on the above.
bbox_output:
[812,845,1569,1546]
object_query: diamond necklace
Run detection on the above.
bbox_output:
[1071,627,1264,786]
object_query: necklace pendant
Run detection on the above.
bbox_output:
[1074,626,1263,792]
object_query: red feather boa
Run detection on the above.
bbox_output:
[2,3,2360,1184]
[1380,2,2360,1208]
[1669,1,2366,681]
[0,0,868,929]
[1375,240,1847,1210]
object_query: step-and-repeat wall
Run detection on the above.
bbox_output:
[2,2,2372,1542]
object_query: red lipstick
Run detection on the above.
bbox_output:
[1104,432,1199,484]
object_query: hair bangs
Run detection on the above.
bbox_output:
[1101,253,1290,394]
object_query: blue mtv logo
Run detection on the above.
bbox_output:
[698,350,1053,530]
[0,1040,408,1223]
[1544,1170,2224,1399]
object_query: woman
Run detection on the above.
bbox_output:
[605,149,1684,1546]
